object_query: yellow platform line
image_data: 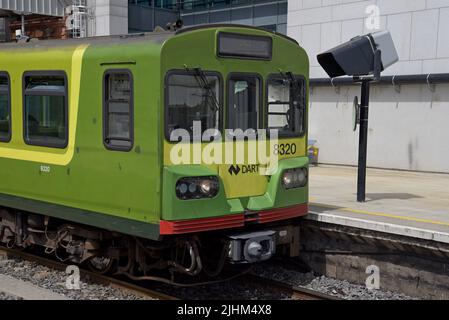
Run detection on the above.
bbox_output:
[310,202,449,228]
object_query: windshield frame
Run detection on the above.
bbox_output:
[164,69,223,143]
[266,73,307,138]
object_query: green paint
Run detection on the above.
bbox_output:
[0,193,160,239]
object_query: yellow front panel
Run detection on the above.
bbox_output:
[163,137,306,199]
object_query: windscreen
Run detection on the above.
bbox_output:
[267,75,306,136]
[166,72,220,140]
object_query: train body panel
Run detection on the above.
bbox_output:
[0,35,167,238]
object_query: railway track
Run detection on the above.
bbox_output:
[0,247,177,300]
[1,247,337,300]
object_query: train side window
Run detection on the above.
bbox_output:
[227,74,261,135]
[23,73,68,148]
[103,70,133,151]
[0,74,10,143]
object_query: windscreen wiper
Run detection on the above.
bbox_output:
[278,70,299,91]
[279,70,304,104]
[278,70,306,131]
[186,66,220,113]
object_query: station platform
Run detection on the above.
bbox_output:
[307,165,449,244]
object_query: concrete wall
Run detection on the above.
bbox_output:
[310,83,449,173]
[89,0,127,36]
[288,0,449,173]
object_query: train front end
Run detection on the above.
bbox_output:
[160,25,309,269]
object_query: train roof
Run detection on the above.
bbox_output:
[0,30,174,50]
[0,24,299,50]
[176,24,299,45]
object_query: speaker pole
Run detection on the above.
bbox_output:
[357,79,371,202]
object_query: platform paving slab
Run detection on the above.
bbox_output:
[307,165,449,243]
[0,274,69,300]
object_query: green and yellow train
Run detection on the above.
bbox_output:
[0,24,309,280]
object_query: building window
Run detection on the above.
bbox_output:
[267,75,306,137]
[128,0,152,6]
[23,73,68,148]
[0,74,10,142]
[227,74,261,133]
[103,70,134,151]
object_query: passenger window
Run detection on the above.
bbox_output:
[268,75,306,136]
[103,71,133,151]
[227,75,261,134]
[0,75,10,142]
[24,74,68,148]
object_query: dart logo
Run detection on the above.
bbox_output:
[228,165,241,176]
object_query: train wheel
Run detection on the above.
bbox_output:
[87,256,116,274]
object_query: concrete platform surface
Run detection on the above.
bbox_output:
[0,274,69,300]
[308,165,449,243]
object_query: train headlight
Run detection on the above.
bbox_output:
[177,183,188,195]
[176,176,219,200]
[200,179,213,194]
[282,171,294,186]
[281,168,308,190]
[188,183,197,193]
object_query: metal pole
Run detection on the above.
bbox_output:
[152,0,155,31]
[357,80,371,202]
[21,15,25,36]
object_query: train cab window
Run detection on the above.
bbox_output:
[267,75,306,137]
[0,75,10,142]
[227,75,261,134]
[24,73,68,148]
[103,70,133,151]
[166,71,221,141]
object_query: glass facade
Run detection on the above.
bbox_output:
[128,0,178,10]
[128,0,288,34]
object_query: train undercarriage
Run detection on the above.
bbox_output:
[0,207,301,283]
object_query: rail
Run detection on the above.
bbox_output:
[242,274,340,300]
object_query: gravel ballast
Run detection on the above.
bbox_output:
[0,256,150,300]
[251,261,417,300]
[0,255,417,300]
[0,292,22,300]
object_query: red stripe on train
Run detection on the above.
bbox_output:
[258,204,308,223]
[159,203,308,235]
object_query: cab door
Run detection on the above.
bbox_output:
[219,73,267,199]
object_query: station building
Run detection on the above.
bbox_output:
[127,1,288,35]
[0,0,70,40]
[288,1,449,174]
